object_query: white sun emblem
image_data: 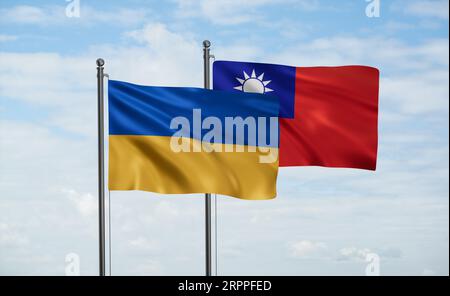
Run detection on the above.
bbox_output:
[234,69,273,94]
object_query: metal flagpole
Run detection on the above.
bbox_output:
[203,40,213,276]
[96,58,106,276]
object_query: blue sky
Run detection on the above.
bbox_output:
[0,0,448,275]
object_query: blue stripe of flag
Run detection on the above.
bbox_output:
[108,80,279,147]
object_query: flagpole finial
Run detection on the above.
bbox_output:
[203,40,211,48]
[96,58,105,67]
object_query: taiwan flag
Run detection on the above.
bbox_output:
[213,61,379,170]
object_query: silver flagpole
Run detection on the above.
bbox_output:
[96,58,106,276]
[202,40,213,276]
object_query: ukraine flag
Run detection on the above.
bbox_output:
[108,80,279,200]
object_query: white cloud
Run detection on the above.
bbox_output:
[175,0,319,25]
[0,52,92,106]
[0,5,48,24]
[422,268,436,276]
[0,34,18,42]
[128,237,160,251]
[340,246,403,262]
[338,247,372,261]
[106,22,202,87]
[377,247,402,259]
[175,0,267,25]
[295,0,321,11]
[81,6,151,26]
[381,70,449,114]
[270,37,449,70]
[383,21,415,32]
[0,120,93,175]
[403,0,449,20]
[0,223,29,247]
[290,240,328,258]
[63,189,97,217]
[132,259,163,275]
[0,5,151,26]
